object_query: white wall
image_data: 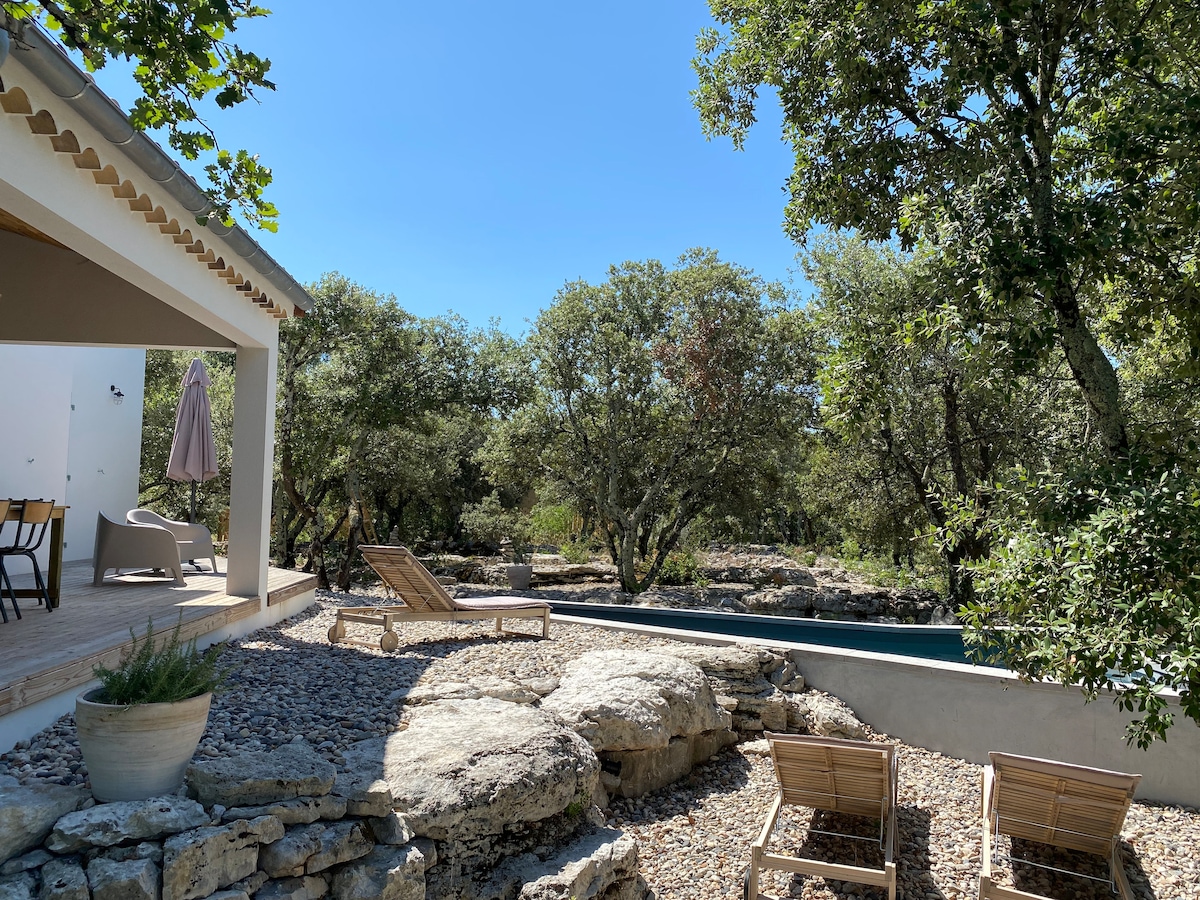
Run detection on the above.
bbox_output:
[0,346,144,572]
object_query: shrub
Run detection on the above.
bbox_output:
[656,550,702,586]
[92,617,227,705]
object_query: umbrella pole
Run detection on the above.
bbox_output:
[189,480,198,524]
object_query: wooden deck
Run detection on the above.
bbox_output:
[0,561,316,718]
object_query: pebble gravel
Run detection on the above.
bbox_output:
[2,589,1196,899]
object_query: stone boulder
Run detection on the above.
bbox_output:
[39,858,89,900]
[486,827,646,900]
[540,650,736,798]
[794,691,869,741]
[47,796,208,854]
[0,780,87,864]
[330,845,428,900]
[0,873,35,900]
[659,644,797,733]
[86,857,158,900]
[541,650,731,752]
[259,822,373,878]
[187,744,336,807]
[339,697,599,842]
[161,815,284,900]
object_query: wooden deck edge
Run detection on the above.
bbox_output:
[0,597,260,718]
[267,575,318,607]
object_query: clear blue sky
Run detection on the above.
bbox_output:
[98,1,805,333]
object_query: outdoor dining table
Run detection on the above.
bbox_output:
[2,502,67,609]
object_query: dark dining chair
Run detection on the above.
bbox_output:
[0,499,56,620]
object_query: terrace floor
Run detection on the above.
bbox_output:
[0,560,316,719]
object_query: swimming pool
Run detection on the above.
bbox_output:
[547,600,977,664]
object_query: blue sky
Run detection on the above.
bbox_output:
[96,1,805,333]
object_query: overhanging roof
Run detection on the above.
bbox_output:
[0,14,313,317]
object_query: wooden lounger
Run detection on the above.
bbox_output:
[328,544,551,651]
[747,732,898,900]
[979,751,1140,900]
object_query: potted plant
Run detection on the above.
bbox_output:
[505,513,534,590]
[76,617,226,802]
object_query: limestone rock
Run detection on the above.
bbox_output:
[660,644,764,682]
[799,692,869,741]
[187,746,335,808]
[86,857,159,900]
[0,781,88,863]
[541,650,731,752]
[205,893,249,900]
[340,698,599,841]
[401,682,481,704]
[221,797,346,826]
[487,827,645,900]
[1,851,51,877]
[254,876,328,900]
[0,873,37,900]
[329,845,426,900]
[258,822,371,878]
[366,813,412,846]
[93,842,164,865]
[304,822,373,875]
[161,816,283,900]
[39,858,89,900]
[47,797,208,854]
[328,769,392,820]
[604,730,738,798]
[259,826,323,879]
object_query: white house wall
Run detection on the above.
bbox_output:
[0,346,70,579]
[63,347,145,562]
[0,346,144,572]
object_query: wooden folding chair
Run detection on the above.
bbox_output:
[328,545,551,651]
[979,751,1140,900]
[747,732,898,900]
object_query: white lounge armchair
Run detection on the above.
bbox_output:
[126,509,217,573]
[93,511,185,586]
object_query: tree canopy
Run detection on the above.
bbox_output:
[694,0,1200,456]
[500,250,812,592]
[2,1,277,229]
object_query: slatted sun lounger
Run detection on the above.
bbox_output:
[327,544,551,651]
[978,751,1140,900]
[747,732,898,900]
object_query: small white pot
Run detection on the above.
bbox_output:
[76,689,212,802]
[506,564,533,590]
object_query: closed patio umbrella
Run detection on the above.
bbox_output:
[167,358,219,523]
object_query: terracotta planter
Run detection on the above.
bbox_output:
[506,564,533,590]
[76,688,212,802]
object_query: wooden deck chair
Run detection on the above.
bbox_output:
[747,732,898,900]
[979,752,1140,900]
[328,544,551,651]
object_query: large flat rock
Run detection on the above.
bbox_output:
[47,796,208,854]
[0,781,88,864]
[540,649,732,752]
[187,744,336,807]
[339,698,599,841]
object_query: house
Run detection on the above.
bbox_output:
[0,17,317,745]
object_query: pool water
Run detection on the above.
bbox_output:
[548,600,982,664]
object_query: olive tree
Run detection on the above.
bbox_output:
[512,250,812,592]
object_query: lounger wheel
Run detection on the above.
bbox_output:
[328,621,345,644]
[380,630,399,652]
[743,866,752,900]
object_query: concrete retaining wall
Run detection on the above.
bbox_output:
[555,615,1200,808]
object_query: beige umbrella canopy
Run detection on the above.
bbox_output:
[167,358,219,523]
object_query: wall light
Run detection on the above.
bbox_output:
[110,385,124,405]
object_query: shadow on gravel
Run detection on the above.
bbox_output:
[1001,836,1157,900]
[760,805,941,900]
[608,747,754,823]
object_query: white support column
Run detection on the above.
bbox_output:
[226,341,278,599]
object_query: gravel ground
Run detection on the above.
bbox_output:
[2,590,1197,899]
